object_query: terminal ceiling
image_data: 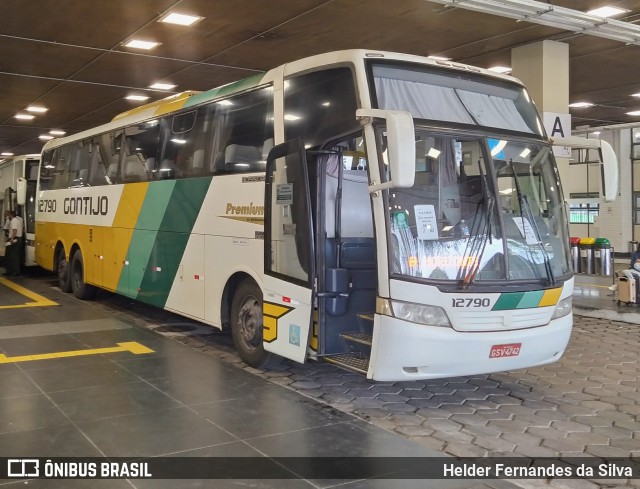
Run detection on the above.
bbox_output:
[2,0,640,155]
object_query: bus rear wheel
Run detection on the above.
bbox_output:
[230,280,281,369]
[70,251,97,300]
[57,249,72,293]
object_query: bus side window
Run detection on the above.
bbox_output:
[51,146,73,190]
[39,151,54,191]
[123,121,159,182]
[158,109,208,179]
[212,86,274,174]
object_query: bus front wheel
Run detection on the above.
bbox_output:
[230,280,281,369]
[57,250,72,293]
[70,251,97,300]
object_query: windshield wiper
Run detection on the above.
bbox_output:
[459,174,495,289]
[510,159,556,286]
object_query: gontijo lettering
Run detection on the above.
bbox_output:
[64,196,108,215]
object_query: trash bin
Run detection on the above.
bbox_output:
[594,238,611,275]
[570,237,581,273]
[579,237,596,274]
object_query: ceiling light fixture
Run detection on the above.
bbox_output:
[428,55,452,61]
[126,95,150,101]
[429,0,640,46]
[627,110,640,116]
[284,114,301,121]
[568,102,594,108]
[49,130,66,136]
[123,39,160,50]
[586,6,630,18]
[488,66,512,74]
[632,93,640,97]
[1,152,14,156]
[15,114,35,120]
[26,106,48,113]
[159,12,204,26]
[39,135,54,140]
[149,83,176,90]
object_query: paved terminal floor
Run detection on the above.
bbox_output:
[0,267,638,489]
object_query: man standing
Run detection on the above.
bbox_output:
[4,210,23,276]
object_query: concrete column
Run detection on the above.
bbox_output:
[511,40,570,188]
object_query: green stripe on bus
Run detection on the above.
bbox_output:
[492,292,525,311]
[136,177,212,308]
[117,181,177,297]
[185,73,266,108]
[516,290,545,309]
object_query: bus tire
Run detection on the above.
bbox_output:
[57,249,72,293]
[230,280,281,369]
[70,251,97,300]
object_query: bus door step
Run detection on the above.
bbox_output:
[340,331,372,346]
[323,353,369,374]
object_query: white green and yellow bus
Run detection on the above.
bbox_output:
[1,154,40,266]
[35,50,618,381]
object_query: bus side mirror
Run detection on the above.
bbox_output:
[16,177,27,206]
[551,136,619,203]
[356,109,415,191]
[386,111,416,188]
[598,140,618,202]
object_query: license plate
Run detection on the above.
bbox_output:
[489,343,521,358]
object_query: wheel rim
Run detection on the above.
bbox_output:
[237,294,262,351]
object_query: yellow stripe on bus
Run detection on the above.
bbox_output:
[263,303,292,318]
[538,287,562,307]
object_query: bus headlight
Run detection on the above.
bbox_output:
[551,297,572,320]
[390,301,451,327]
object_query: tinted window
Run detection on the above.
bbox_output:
[122,121,159,182]
[284,68,358,149]
[158,109,208,179]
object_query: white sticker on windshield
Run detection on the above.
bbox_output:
[513,217,538,245]
[415,205,439,240]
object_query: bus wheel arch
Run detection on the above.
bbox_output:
[69,247,97,300]
[55,242,71,293]
[228,275,281,369]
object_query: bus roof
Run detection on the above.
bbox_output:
[41,49,523,153]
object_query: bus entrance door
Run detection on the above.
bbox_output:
[262,139,315,363]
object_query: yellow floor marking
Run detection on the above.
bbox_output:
[0,341,154,364]
[0,277,58,309]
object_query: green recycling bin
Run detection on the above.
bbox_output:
[594,238,611,275]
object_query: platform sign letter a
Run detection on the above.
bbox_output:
[551,116,565,137]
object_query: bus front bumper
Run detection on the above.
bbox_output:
[368,313,572,381]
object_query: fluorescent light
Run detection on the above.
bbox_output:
[519,148,531,158]
[216,100,233,106]
[126,95,150,101]
[427,148,441,159]
[159,12,203,26]
[632,93,640,97]
[26,106,48,113]
[627,111,640,116]
[488,66,511,74]
[123,39,160,50]
[39,135,54,140]
[322,102,331,107]
[1,152,14,156]
[568,102,594,108]
[49,130,66,136]
[171,138,187,144]
[491,140,508,156]
[284,114,301,121]
[428,55,451,61]
[149,82,176,90]
[586,6,629,18]
[15,114,35,120]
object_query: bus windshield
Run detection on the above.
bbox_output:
[371,62,544,137]
[386,129,571,284]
